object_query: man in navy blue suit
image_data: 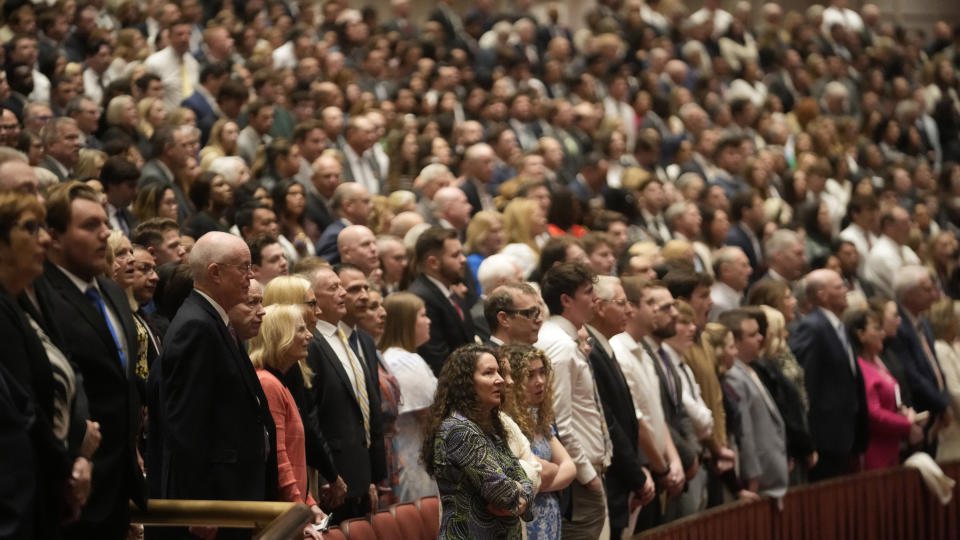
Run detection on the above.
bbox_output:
[789,269,867,480]
[725,189,767,283]
[886,265,951,450]
[180,62,228,144]
[315,182,373,264]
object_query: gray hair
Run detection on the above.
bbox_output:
[764,229,801,258]
[594,275,621,302]
[40,117,78,147]
[664,201,694,228]
[208,156,248,186]
[893,265,933,302]
[477,254,520,293]
[189,231,246,281]
[415,163,452,190]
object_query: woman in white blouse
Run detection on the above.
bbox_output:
[929,299,960,462]
[378,292,439,502]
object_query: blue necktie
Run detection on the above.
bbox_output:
[348,330,362,360]
[85,287,127,369]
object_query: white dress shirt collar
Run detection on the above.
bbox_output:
[195,289,230,327]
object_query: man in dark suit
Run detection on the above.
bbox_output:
[315,182,373,264]
[101,157,140,237]
[39,117,82,182]
[585,276,654,538]
[725,189,767,283]
[139,125,193,223]
[458,142,497,216]
[886,265,951,449]
[147,232,278,540]
[409,227,478,374]
[40,182,146,539]
[789,269,868,480]
[180,62,228,144]
[303,265,385,523]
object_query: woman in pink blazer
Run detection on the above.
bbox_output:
[846,308,923,470]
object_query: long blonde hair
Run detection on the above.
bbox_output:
[502,198,541,253]
[463,210,503,255]
[259,280,316,385]
[378,292,424,353]
[137,97,163,138]
[758,305,786,358]
[249,304,304,371]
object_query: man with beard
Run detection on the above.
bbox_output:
[409,226,477,374]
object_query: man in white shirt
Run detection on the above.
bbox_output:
[821,0,864,35]
[838,194,881,275]
[864,206,922,298]
[535,261,609,539]
[709,247,751,321]
[81,38,117,106]
[341,115,382,195]
[143,19,199,111]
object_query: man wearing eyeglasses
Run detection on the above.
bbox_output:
[484,282,544,347]
[147,231,279,540]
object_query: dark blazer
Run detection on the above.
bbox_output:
[788,308,868,459]
[140,159,193,223]
[305,192,335,242]
[753,358,816,460]
[315,219,346,264]
[725,223,765,282]
[147,292,278,504]
[459,178,484,216]
[409,274,477,374]
[469,300,491,343]
[886,306,950,416]
[586,329,648,531]
[39,263,147,533]
[0,362,36,540]
[301,328,385,500]
[281,362,340,485]
[181,90,219,144]
[182,210,228,240]
[39,155,69,182]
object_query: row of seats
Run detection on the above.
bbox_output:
[325,496,440,540]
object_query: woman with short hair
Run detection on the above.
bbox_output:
[249,304,326,538]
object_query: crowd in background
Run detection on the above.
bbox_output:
[2,0,960,538]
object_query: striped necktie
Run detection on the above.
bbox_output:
[338,327,371,446]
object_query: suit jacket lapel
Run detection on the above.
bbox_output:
[311,331,355,397]
[812,309,853,377]
[98,276,137,378]
[190,291,262,405]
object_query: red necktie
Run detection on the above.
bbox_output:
[449,292,464,321]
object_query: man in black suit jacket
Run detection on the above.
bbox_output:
[303,266,385,523]
[788,269,867,480]
[458,143,497,216]
[315,182,372,264]
[725,190,767,283]
[886,266,951,445]
[147,232,278,540]
[409,227,478,374]
[585,276,654,538]
[303,153,342,240]
[40,182,146,539]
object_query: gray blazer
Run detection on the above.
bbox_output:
[725,360,789,497]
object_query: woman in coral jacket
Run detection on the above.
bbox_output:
[846,308,924,470]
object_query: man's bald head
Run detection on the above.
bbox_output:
[805,268,847,315]
[189,231,253,310]
[337,225,379,274]
[389,211,424,238]
[0,159,39,198]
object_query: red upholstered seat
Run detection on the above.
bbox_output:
[391,503,425,540]
[419,496,440,540]
[370,510,403,540]
[322,526,346,540]
[340,517,377,540]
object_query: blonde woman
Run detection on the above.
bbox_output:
[105,95,151,155]
[499,344,575,540]
[248,305,327,538]
[501,197,545,279]
[463,210,505,288]
[74,149,107,181]
[138,97,166,138]
[378,292,438,502]
[929,299,960,461]
[261,276,342,496]
[199,119,240,170]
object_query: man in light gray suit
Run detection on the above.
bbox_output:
[719,309,788,497]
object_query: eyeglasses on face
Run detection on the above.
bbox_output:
[504,306,541,319]
[218,262,253,274]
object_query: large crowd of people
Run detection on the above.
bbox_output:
[1,0,960,539]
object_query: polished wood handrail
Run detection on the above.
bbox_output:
[131,499,313,539]
[637,460,960,540]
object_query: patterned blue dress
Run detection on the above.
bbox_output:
[433,413,535,539]
[526,425,562,540]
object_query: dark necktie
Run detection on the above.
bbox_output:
[657,346,678,405]
[348,329,362,360]
[85,286,126,369]
[448,292,464,321]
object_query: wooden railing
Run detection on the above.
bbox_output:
[637,461,960,540]
[131,500,314,540]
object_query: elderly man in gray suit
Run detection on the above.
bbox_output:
[719,308,788,497]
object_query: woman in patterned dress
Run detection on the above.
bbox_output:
[421,345,534,540]
[500,344,575,540]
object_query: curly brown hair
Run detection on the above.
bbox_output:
[421,344,506,476]
[499,344,555,442]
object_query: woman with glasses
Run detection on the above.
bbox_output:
[378,291,439,502]
[261,275,344,504]
[248,304,327,538]
[499,344,575,540]
[0,191,101,536]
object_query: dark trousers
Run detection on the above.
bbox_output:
[330,493,374,525]
[809,452,858,482]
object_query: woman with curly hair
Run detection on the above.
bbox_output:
[421,344,534,539]
[499,344,575,540]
